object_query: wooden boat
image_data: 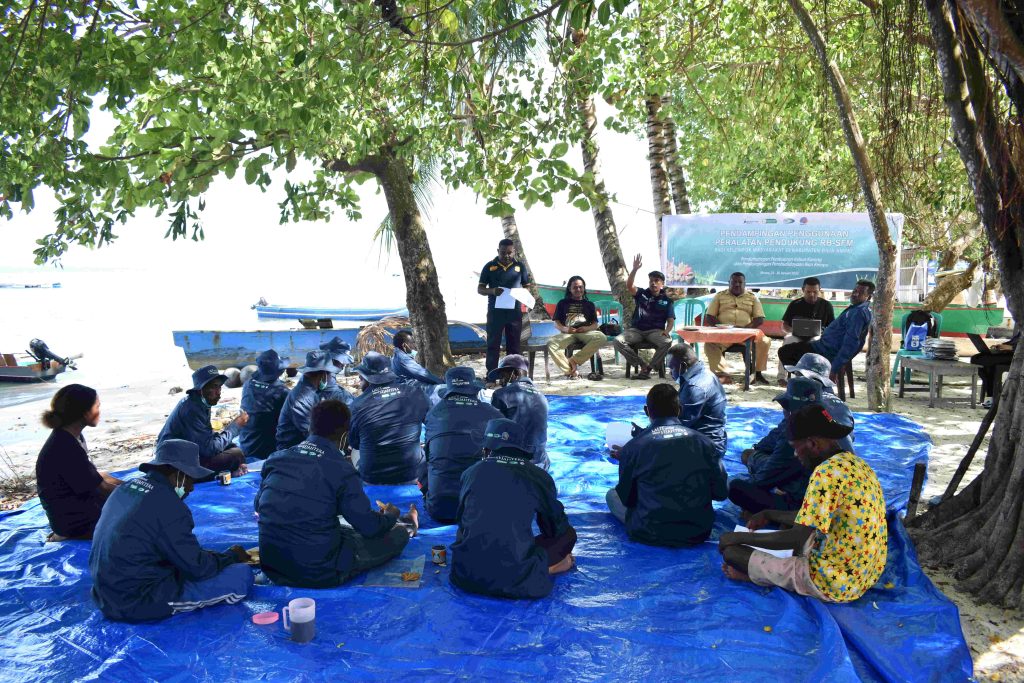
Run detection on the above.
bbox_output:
[252,302,409,321]
[0,353,69,383]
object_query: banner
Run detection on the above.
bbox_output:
[661,213,903,290]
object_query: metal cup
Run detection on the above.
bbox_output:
[431,545,447,565]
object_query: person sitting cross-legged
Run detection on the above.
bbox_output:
[450,418,577,599]
[667,343,727,459]
[255,400,418,588]
[546,276,607,380]
[606,383,728,547]
[239,349,290,460]
[488,354,550,469]
[319,336,356,406]
[718,404,887,603]
[89,439,253,622]
[275,351,336,452]
[391,328,444,399]
[613,254,675,380]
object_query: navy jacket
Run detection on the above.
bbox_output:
[320,375,355,407]
[677,361,728,458]
[36,429,105,538]
[491,378,550,469]
[158,392,240,463]
[615,417,728,547]
[275,376,321,451]
[239,377,289,459]
[423,394,503,522]
[89,474,238,622]
[255,435,399,587]
[350,380,430,484]
[811,301,873,372]
[451,452,572,599]
[392,348,443,386]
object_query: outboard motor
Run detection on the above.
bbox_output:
[28,339,75,370]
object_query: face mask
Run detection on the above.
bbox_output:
[409,349,418,359]
[201,396,211,408]
[318,379,328,391]
[175,473,186,499]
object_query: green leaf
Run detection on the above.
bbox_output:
[293,50,306,67]
[572,197,590,211]
[551,141,569,158]
[598,1,611,25]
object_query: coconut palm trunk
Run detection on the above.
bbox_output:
[663,118,692,215]
[501,211,549,319]
[646,94,673,257]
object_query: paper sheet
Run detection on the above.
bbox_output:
[361,555,426,588]
[494,287,517,309]
[510,287,535,309]
[733,524,794,559]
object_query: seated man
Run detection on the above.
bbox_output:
[158,365,248,476]
[971,329,1018,406]
[613,254,675,380]
[349,351,430,484]
[255,400,418,587]
[703,272,772,385]
[777,277,835,384]
[89,439,253,622]
[488,354,550,469]
[239,350,289,459]
[667,343,727,458]
[729,373,854,515]
[319,336,356,406]
[391,329,443,394]
[421,367,502,523]
[719,404,887,603]
[276,350,337,451]
[778,279,874,380]
[546,276,607,380]
[450,418,576,599]
[606,383,727,547]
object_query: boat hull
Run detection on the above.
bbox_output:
[0,363,66,383]
[253,305,409,321]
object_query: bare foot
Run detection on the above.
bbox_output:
[549,553,575,574]
[399,503,419,537]
[716,374,735,385]
[46,532,69,543]
[233,462,248,477]
[721,562,752,582]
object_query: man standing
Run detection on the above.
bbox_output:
[546,276,607,380]
[614,254,675,380]
[478,239,530,372]
[667,343,727,459]
[275,351,335,451]
[239,350,289,460]
[777,277,836,384]
[158,365,248,476]
[778,280,875,381]
[703,272,772,385]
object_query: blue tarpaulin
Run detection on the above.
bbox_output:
[0,396,972,682]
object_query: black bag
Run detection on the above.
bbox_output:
[600,318,622,336]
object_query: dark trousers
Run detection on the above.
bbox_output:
[728,479,795,514]
[777,341,817,369]
[198,447,245,480]
[486,311,523,371]
[341,526,411,583]
[535,527,577,566]
[970,353,1012,398]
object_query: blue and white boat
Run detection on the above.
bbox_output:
[252,302,409,321]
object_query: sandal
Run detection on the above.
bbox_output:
[587,371,603,381]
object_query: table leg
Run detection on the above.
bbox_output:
[937,375,943,398]
[528,351,536,380]
[743,339,752,391]
[899,365,907,398]
[928,371,936,408]
[971,372,977,409]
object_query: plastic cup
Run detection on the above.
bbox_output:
[282,597,316,643]
[605,422,633,449]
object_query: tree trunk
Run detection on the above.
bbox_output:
[921,260,979,311]
[646,94,673,257]
[982,249,1000,306]
[909,0,1024,609]
[500,211,549,319]
[789,0,897,413]
[663,118,693,215]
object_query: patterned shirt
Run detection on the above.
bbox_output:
[706,291,764,327]
[795,451,887,602]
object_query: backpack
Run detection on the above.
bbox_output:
[905,322,929,351]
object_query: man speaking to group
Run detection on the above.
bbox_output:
[478,239,530,373]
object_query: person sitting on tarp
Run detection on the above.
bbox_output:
[89,439,253,622]
[255,400,418,588]
[159,365,248,477]
[729,373,854,516]
[275,351,335,451]
[718,404,887,603]
[778,279,874,380]
[613,254,675,380]
[606,383,727,547]
[391,329,444,397]
[349,351,430,484]
[702,272,773,386]
[319,336,356,406]
[450,418,576,599]
[546,275,607,380]
[667,343,727,459]
[238,350,289,460]
[488,354,550,469]
[36,384,123,542]
[421,367,503,523]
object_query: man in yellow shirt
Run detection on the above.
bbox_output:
[703,272,772,385]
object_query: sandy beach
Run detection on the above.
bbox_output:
[1,348,1020,680]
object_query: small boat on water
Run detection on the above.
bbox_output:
[0,282,61,289]
[251,300,408,321]
[0,340,79,383]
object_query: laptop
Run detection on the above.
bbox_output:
[792,318,822,338]
[968,333,992,355]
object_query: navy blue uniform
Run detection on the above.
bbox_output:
[158,393,240,466]
[614,417,727,547]
[239,376,289,459]
[676,361,728,458]
[451,453,573,599]
[275,376,320,451]
[423,394,503,522]
[255,435,401,587]
[479,258,529,371]
[350,381,430,484]
[320,375,355,406]
[36,429,105,538]
[631,288,674,331]
[392,348,443,386]
[89,474,240,622]
[812,301,873,372]
[491,378,550,469]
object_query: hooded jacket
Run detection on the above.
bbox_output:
[491,377,550,469]
[239,376,289,459]
[349,380,430,484]
[158,392,240,463]
[275,375,321,451]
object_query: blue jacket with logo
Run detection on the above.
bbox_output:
[392,348,444,386]
[451,451,572,599]
[615,417,728,547]
[423,394,503,522]
[239,377,289,459]
[677,361,728,458]
[811,300,873,372]
[631,288,674,331]
[158,392,240,463]
[320,375,355,407]
[255,435,399,587]
[275,376,321,451]
[491,378,550,469]
[350,380,430,484]
[89,473,239,622]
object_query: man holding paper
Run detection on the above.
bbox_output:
[478,239,531,373]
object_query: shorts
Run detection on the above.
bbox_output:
[746,536,832,602]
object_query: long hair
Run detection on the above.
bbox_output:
[564,275,588,300]
[41,384,97,429]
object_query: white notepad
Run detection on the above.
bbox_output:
[734,524,794,559]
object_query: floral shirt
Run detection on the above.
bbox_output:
[795,451,887,602]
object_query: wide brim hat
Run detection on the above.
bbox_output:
[139,438,214,480]
[486,354,530,382]
[354,352,398,385]
[438,367,484,399]
[787,405,855,441]
[773,376,823,410]
[483,417,534,454]
[783,353,837,392]
[255,351,289,381]
[319,338,354,366]
[299,351,338,374]
[190,365,228,392]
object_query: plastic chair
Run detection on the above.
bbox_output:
[597,302,621,364]
[674,298,708,355]
[891,311,943,387]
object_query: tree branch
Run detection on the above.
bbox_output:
[396,0,567,48]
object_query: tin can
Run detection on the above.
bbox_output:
[431,545,447,565]
[216,471,231,486]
